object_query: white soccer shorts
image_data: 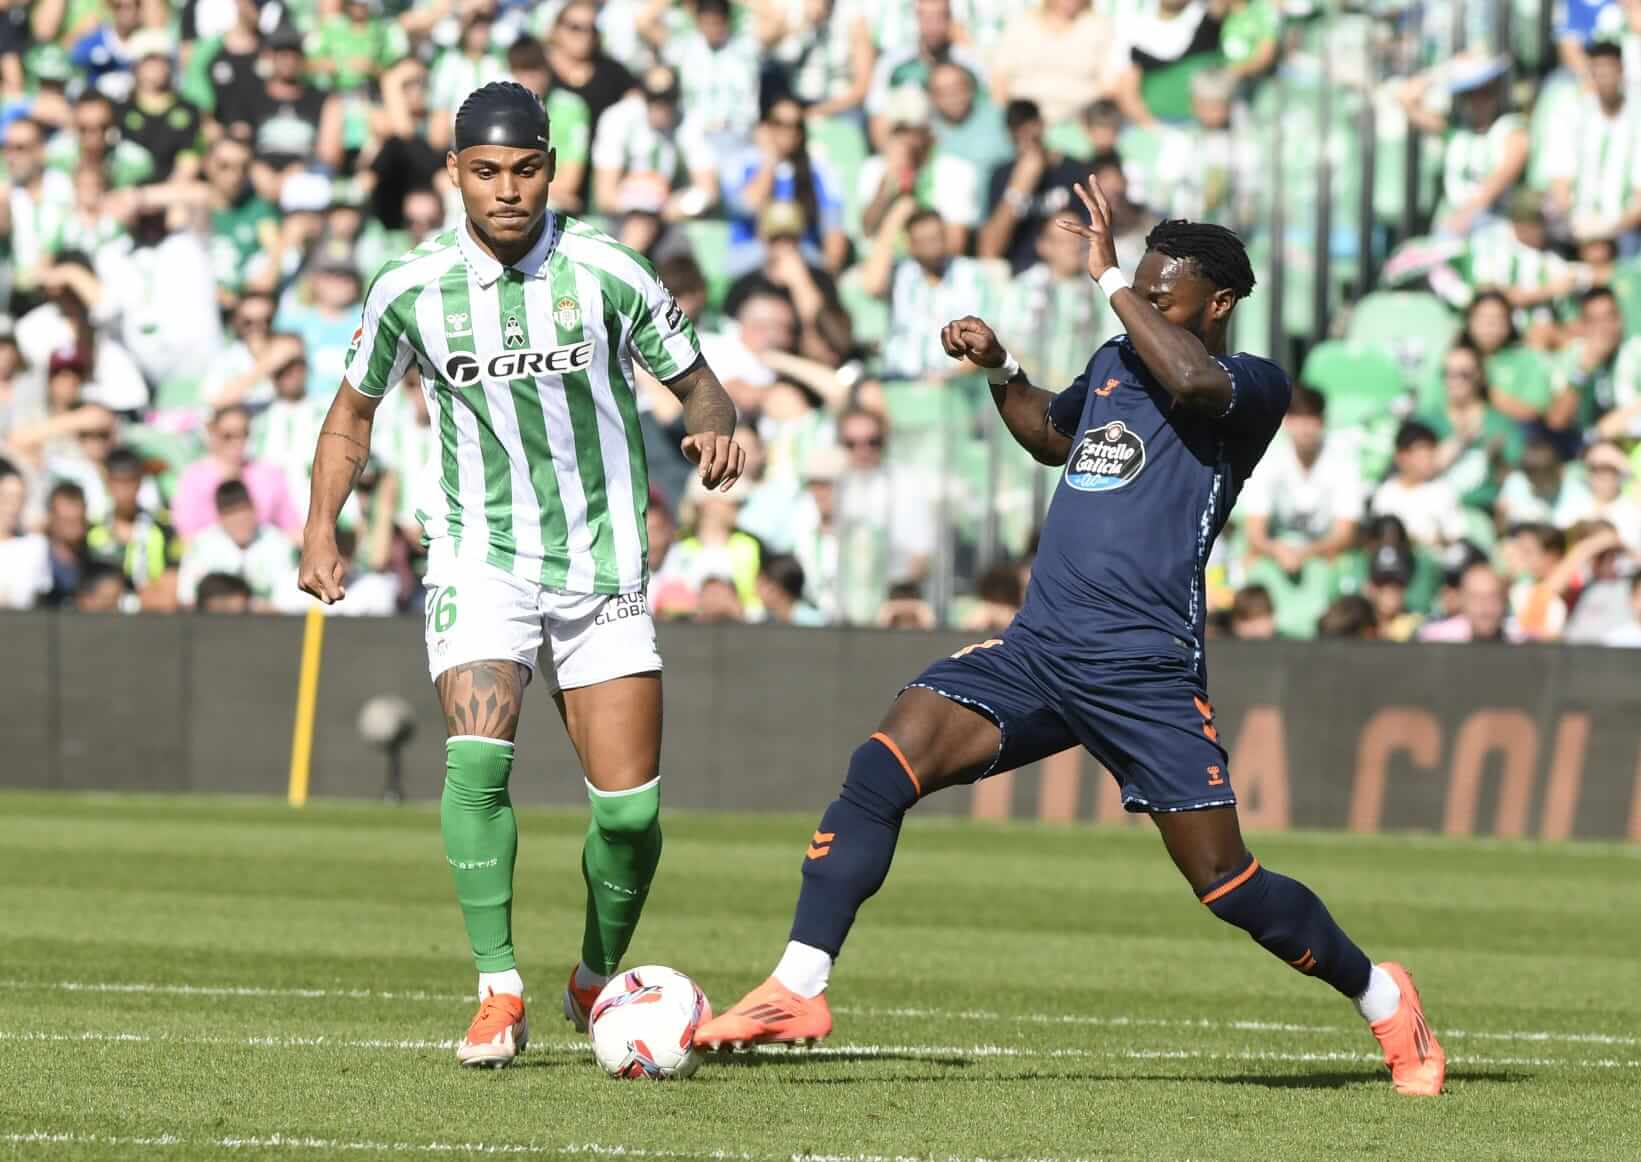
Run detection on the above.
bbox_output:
[422,545,661,693]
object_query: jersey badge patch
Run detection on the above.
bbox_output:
[1065,421,1147,492]
[555,296,581,332]
[503,313,526,347]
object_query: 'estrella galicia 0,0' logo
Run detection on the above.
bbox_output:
[1065,421,1146,492]
[444,342,596,386]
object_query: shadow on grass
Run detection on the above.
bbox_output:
[1199,1068,1529,1090]
[687,1065,1534,1089]
[704,1049,976,1070]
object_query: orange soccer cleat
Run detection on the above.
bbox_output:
[563,967,603,1034]
[1369,962,1446,1096]
[692,976,832,1051]
[456,991,527,1068]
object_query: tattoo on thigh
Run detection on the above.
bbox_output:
[436,661,526,740]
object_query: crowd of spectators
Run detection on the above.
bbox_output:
[3,0,1641,646]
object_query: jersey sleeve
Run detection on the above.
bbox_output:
[1046,361,1094,439]
[1213,353,1292,436]
[625,253,703,383]
[344,275,416,398]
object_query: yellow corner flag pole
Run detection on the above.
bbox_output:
[287,606,328,807]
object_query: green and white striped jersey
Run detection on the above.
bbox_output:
[1458,219,1570,299]
[345,213,701,595]
[1546,94,1641,222]
[884,256,994,381]
[1439,111,1525,219]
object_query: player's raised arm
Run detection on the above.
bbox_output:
[941,315,1074,466]
[1057,178,1239,415]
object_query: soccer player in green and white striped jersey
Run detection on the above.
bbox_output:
[298,81,743,1070]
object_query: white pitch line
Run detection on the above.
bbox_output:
[833,1004,1641,1049]
[0,979,471,1003]
[7,978,1637,1050]
[0,1029,1635,1070]
[1,1132,1098,1162]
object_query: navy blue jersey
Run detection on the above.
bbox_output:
[1015,337,1290,665]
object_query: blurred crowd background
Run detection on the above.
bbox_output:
[4,0,1641,646]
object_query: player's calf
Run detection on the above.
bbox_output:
[1196,852,1445,1095]
[1197,854,1372,998]
[784,732,923,986]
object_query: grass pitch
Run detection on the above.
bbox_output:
[1,792,1638,1161]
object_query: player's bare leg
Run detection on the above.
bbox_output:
[1152,806,1445,1095]
[555,673,664,1031]
[696,688,1001,1050]
[437,660,532,1068]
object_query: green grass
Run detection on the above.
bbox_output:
[1,793,1639,1161]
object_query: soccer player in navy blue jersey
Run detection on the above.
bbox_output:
[696,179,1445,1096]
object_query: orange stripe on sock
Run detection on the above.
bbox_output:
[1198,857,1261,906]
[870,731,922,797]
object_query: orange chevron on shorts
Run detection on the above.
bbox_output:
[1288,948,1317,973]
[806,830,834,860]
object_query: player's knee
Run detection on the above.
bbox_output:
[587,778,661,838]
[841,735,922,816]
[444,737,516,804]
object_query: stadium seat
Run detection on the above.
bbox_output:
[679,219,734,312]
[1342,291,1459,395]
[807,115,870,238]
[835,266,888,349]
[1300,340,1407,429]
[880,379,982,471]
[1610,258,1641,337]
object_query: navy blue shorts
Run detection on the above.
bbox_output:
[906,631,1235,813]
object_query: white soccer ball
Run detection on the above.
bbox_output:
[587,965,711,1080]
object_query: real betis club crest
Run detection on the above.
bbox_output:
[555,295,581,332]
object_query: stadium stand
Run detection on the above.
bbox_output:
[3,0,1641,647]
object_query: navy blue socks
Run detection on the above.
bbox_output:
[789,734,922,957]
[1199,855,1373,999]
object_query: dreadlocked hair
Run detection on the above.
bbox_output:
[1144,219,1256,301]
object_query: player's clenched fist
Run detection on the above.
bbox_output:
[681,432,746,491]
[297,532,348,604]
[941,316,1006,368]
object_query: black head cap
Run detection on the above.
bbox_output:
[454,81,549,153]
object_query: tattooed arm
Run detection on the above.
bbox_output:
[665,356,746,490]
[435,660,529,741]
[298,381,382,603]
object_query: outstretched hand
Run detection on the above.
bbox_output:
[940,315,1006,368]
[1056,174,1122,282]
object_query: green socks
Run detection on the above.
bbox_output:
[442,738,518,972]
[580,778,663,976]
[442,738,661,978]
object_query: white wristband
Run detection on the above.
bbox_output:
[1097,267,1130,300]
[985,351,1021,386]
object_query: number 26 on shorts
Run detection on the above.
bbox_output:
[425,585,459,634]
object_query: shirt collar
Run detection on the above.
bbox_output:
[458,212,560,288]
